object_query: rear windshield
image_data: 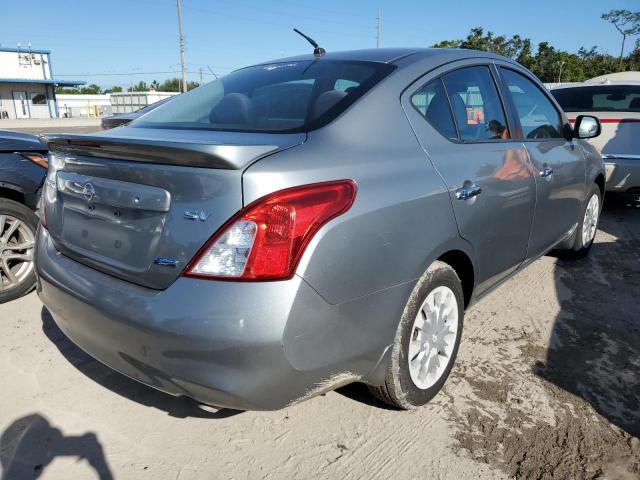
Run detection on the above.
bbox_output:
[131,60,394,133]
[551,85,640,113]
[136,96,175,114]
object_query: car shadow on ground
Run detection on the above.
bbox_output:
[40,307,241,419]
[0,413,113,480]
[335,383,398,410]
[536,199,640,438]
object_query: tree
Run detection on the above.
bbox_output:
[82,84,102,94]
[430,27,638,83]
[127,81,149,92]
[154,78,199,92]
[103,86,122,94]
[628,39,640,70]
[432,28,535,68]
[601,9,640,69]
[125,78,199,93]
[55,84,103,95]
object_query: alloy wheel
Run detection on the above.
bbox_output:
[581,194,599,247]
[0,215,35,292]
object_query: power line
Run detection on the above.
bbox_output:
[55,70,221,77]
[182,3,373,41]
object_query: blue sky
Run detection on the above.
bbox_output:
[0,0,637,89]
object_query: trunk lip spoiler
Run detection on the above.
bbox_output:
[602,153,640,161]
[40,133,301,170]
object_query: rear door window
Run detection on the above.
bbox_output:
[411,78,457,140]
[500,68,564,140]
[442,66,510,141]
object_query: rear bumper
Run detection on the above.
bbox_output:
[36,228,406,410]
[604,157,640,193]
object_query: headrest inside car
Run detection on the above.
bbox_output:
[312,90,348,119]
[629,97,640,110]
[210,93,256,125]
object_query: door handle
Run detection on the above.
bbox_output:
[455,184,482,200]
[540,166,554,178]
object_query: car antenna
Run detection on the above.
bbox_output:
[293,28,325,57]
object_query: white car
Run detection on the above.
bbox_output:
[552,75,640,204]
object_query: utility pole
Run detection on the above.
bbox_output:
[176,0,187,93]
[557,60,565,84]
[376,9,381,48]
[199,66,203,83]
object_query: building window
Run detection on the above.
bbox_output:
[31,93,47,105]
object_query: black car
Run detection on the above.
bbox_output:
[101,95,177,130]
[0,130,47,303]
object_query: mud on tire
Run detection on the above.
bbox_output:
[369,260,464,409]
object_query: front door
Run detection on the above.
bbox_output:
[403,63,536,294]
[12,91,29,119]
[496,67,586,258]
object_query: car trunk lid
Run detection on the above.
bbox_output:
[42,128,305,289]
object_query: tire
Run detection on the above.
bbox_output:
[556,184,602,260]
[0,198,39,304]
[369,261,464,409]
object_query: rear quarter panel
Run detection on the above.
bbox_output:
[0,152,46,208]
[242,66,471,306]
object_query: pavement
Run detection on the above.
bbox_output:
[0,200,639,480]
[0,118,102,135]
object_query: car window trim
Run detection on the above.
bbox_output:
[408,76,460,141]
[494,64,570,143]
[443,63,517,144]
[408,61,522,145]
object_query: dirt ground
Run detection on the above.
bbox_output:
[0,199,638,480]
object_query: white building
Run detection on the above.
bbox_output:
[0,46,85,119]
[110,91,178,114]
[57,94,112,118]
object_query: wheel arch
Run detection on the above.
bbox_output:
[0,185,26,205]
[594,173,605,198]
[437,249,475,308]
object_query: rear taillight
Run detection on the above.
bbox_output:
[184,180,357,281]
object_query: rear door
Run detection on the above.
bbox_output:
[496,65,585,258]
[403,61,536,294]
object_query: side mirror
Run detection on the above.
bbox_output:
[574,115,601,139]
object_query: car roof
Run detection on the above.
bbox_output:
[553,82,640,90]
[256,48,509,67]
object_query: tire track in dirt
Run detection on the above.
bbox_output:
[448,202,640,479]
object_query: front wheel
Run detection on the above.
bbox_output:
[369,261,464,409]
[557,184,602,259]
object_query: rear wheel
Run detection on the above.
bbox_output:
[0,199,38,304]
[557,184,601,259]
[369,261,464,409]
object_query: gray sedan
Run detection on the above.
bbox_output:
[36,48,604,410]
